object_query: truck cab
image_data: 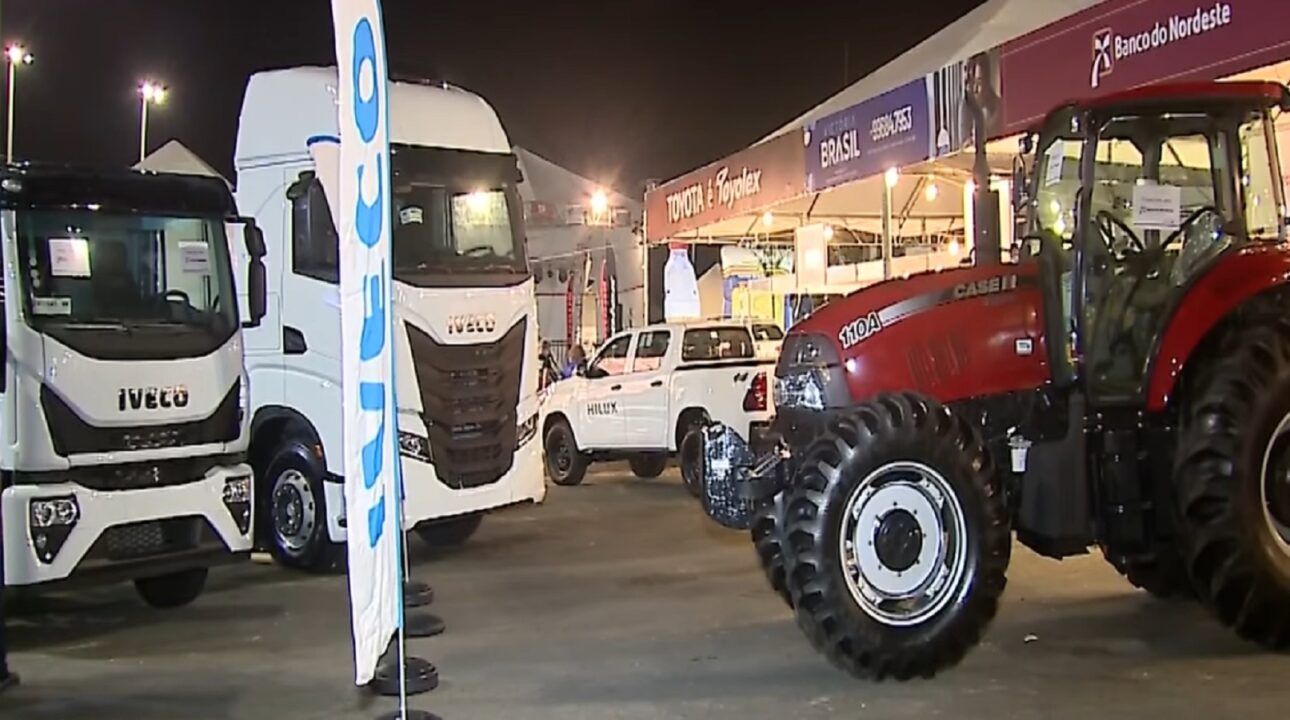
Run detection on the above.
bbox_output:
[0,163,266,608]
[234,67,546,571]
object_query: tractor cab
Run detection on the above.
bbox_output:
[1015,82,1290,404]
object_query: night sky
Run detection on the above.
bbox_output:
[5,0,983,194]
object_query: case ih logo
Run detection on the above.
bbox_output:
[446,313,498,335]
[1091,29,1114,89]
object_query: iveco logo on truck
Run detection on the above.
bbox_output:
[447,313,498,334]
[118,386,191,411]
[954,274,1018,300]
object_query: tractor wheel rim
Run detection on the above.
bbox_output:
[1260,412,1290,557]
[273,469,315,555]
[838,461,969,627]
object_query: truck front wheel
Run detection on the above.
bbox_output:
[782,393,1011,680]
[135,568,208,609]
[262,437,345,573]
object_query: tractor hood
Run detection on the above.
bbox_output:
[779,264,1051,408]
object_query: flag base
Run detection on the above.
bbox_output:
[370,656,438,697]
[374,710,443,720]
[405,611,446,638]
[404,581,434,608]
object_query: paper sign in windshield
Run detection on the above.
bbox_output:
[32,296,72,316]
[48,238,91,277]
[1044,141,1066,187]
[1132,184,1182,231]
[178,241,211,274]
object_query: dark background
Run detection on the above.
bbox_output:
[4,0,982,192]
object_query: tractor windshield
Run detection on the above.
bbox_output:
[1072,104,1283,400]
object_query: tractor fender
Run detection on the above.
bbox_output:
[1147,244,1290,411]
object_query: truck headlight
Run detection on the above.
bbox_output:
[223,475,252,504]
[30,496,79,564]
[398,431,432,463]
[517,413,538,449]
[222,475,253,535]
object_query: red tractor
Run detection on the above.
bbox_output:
[699,81,1290,679]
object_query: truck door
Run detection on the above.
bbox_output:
[618,328,672,450]
[577,333,632,449]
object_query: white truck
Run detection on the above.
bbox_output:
[233,67,546,572]
[541,321,776,494]
[0,163,266,607]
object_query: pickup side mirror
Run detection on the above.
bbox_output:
[584,365,607,380]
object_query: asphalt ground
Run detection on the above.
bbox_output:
[4,464,1289,719]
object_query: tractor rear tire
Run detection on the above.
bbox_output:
[1175,324,1290,649]
[781,392,1011,680]
[750,490,794,609]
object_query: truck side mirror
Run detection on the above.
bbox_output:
[243,222,267,327]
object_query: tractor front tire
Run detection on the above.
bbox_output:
[782,392,1011,680]
[1175,324,1290,648]
[1103,547,1194,600]
[750,490,794,609]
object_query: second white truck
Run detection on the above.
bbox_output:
[234,67,546,572]
[540,321,776,495]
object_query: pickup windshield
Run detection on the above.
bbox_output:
[16,209,237,333]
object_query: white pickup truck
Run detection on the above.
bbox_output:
[540,321,776,494]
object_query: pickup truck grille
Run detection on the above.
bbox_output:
[405,318,526,489]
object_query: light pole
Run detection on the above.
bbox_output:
[138,80,167,163]
[5,43,32,161]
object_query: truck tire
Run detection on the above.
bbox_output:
[416,513,484,548]
[751,490,794,609]
[781,392,1011,680]
[262,436,345,573]
[135,568,208,609]
[545,419,588,486]
[1175,324,1290,649]
[629,454,668,479]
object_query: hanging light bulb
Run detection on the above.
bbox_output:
[761,211,774,228]
[925,181,940,202]
[949,238,960,255]
[885,167,900,188]
[822,224,835,240]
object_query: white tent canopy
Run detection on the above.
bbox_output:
[135,139,231,189]
[762,0,1108,143]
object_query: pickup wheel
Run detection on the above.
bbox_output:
[135,568,208,609]
[678,413,710,499]
[545,419,589,486]
[261,436,345,573]
[629,454,668,479]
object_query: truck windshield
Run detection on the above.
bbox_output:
[390,144,529,286]
[16,209,237,333]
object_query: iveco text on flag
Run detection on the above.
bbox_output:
[329,0,402,686]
